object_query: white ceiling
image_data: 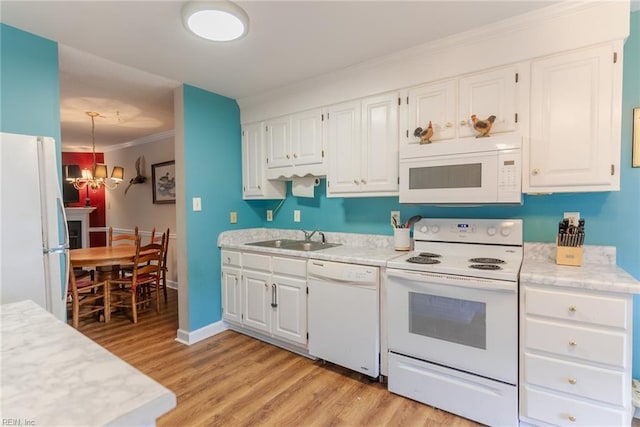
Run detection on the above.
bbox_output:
[1,0,566,150]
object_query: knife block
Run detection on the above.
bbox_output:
[556,245,583,266]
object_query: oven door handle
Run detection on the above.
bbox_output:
[386,268,516,293]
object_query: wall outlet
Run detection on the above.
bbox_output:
[294,210,301,222]
[563,211,580,226]
[391,211,401,227]
[266,210,273,222]
[192,197,202,212]
[230,211,237,224]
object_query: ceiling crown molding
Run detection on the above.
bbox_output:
[102,130,175,152]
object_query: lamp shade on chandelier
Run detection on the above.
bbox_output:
[65,112,124,191]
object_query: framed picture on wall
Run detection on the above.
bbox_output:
[152,161,176,204]
[633,107,640,168]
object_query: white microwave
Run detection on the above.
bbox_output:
[399,137,522,204]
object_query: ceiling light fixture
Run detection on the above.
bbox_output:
[182,1,249,42]
[65,112,124,192]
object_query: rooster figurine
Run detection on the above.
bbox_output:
[471,115,496,138]
[124,156,147,195]
[413,121,434,144]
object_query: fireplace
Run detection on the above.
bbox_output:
[68,221,82,249]
[64,207,95,248]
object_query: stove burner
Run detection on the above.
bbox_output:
[418,252,441,258]
[468,257,505,264]
[469,264,502,270]
[407,257,441,265]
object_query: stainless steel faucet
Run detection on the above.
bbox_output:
[301,229,325,242]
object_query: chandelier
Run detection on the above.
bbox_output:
[65,111,124,191]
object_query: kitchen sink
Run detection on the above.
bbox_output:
[245,239,341,251]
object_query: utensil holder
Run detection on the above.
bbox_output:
[394,228,411,251]
[556,245,583,266]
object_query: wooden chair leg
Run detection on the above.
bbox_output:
[104,280,111,322]
[156,280,160,313]
[131,291,138,324]
[72,291,79,329]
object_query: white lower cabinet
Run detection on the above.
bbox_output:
[520,284,633,426]
[221,250,308,349]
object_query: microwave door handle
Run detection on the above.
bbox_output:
[386,268,516,293]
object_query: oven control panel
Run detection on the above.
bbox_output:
[414,218,523,246]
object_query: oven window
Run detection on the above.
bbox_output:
[409,163,482,189]
[409,292,486,349]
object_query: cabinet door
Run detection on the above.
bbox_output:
[221,267,242,324]
[361,92,399,194]
[272,275,307,345]
[266,116,291,169]
[291,108,323,167]
[326,100,362,195]
[406,80,456,144]
[242,270,271,334]
[242,123,265,198]
[458,66,517,138]
[528,44,619,191]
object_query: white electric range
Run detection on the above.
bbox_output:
[386,218,523,426]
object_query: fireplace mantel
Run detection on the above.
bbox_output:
[65,207,95,248]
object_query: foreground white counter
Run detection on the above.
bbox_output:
[0,300,176,426]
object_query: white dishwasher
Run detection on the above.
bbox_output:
[307,259,379,378]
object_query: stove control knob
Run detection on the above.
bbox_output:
[500,226,512,237]
[420,226,428,233]
[487,226,497,236]
[431,225,440,233]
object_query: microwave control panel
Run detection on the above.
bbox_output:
[497,150,521,201]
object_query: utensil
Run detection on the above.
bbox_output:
[405,215,423,229]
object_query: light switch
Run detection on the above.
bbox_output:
[230,211,238,223]
[192,197,202,211]
[294,210,301,222]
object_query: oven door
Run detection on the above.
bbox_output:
[386,268,517,384]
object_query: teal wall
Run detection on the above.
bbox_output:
[0,24,61,150]
[182,85,263,330]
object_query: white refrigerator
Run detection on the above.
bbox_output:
[0,132,69,321]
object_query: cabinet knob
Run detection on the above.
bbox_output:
[286,154,290,159]
[532,168,540,176]
[445,122,453,128]
[569,340,577,347]
[293,153,298,159]
[361,179,367,184]
[568,378,577,385]
[226,257,231,264]
[568,415,577,422]
[258,185,261,190]
[568,305,577,312]
[353,179,359,185]
[460,120,468,126]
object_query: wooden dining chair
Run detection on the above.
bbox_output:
[108,235,164,323]
[98,226,139,281]
[68,262,108,329]
[149,227,170,303]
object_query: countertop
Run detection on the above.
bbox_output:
[219,229,640,294]
[218,228,402,266]
[521,243,640,294]
[0,300,176,426]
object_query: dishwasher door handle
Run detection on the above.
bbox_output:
[271,283,278,308]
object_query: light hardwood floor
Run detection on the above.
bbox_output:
[75,289,483,426]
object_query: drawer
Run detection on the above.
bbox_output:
[272,256,306,278]
[242,252,271,271]
[522,385,626,426]
[221,250,241,267]
[525,287,628,329]
[525,318,626,368]
[524,353,626,406]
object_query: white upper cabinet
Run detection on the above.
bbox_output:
[265,108,325,179]
[241,122,286,200]
[526,42,622,193]
[402,65,519,158]
[326,92,399,197]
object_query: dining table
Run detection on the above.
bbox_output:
[70,245,139,323]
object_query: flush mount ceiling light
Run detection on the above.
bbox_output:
[182,1,249,42]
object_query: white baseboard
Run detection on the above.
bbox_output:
[175,320,228,345]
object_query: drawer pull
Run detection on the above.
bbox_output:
[569,340,577,347]
[568,415,576,422]
[568,378,577,384]
[568,305,577,312]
